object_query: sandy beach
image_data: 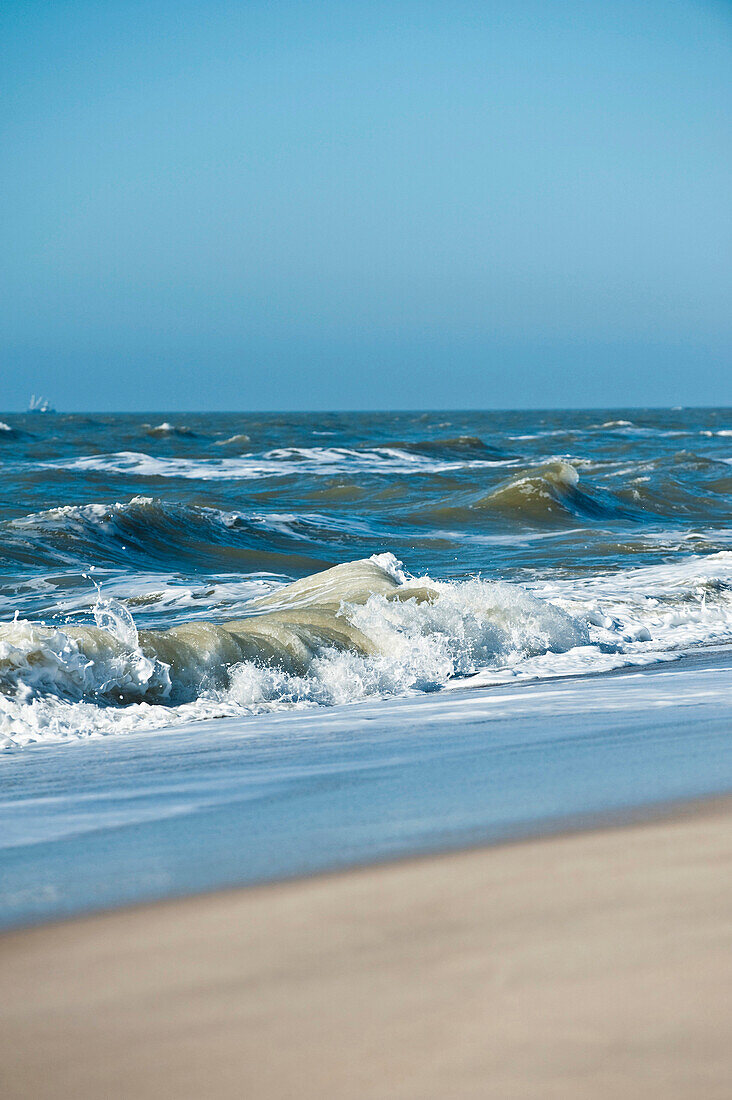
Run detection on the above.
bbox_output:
[2,798,731,1100]
[3,0,731,1095]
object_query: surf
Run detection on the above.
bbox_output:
[0,556,591,745]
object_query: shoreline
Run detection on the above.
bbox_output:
[3,785,729,936]
[2,796,732,1098]
[3,646,732,930]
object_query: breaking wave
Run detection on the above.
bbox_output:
[0,556,589,748]
[3,549,732,750]
[215,433,251,448]
[427,461,639,525]
[143,422,196,438]
[41,445,517,481]
[1,497,333,574]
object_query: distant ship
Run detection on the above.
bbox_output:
[28,394,55,413]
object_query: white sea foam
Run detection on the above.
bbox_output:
[0,557,586,748]
[41,447,518,480]
[144,422,193,436]
[0,615,171,707]
[3,553,732,750]
[215,433,251,447]
[527,552,732,662]
[5,499,379,579]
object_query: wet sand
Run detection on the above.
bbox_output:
[1,799,731,1099]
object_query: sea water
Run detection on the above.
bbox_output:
[1,409,731,923]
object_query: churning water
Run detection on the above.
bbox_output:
[1,408,731,748]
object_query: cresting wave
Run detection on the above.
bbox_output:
[143,421,196,437]
[3,551,732,750]
[420,456,732,527]
[426,460,639,525]
[1,497,334,574]
[475,460,615,522]
[0,556,589,748]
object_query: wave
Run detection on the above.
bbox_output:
[215,433,251,448]
[427,461,638,525]
[425,453,730,527]
[380,436,511,460]
[1,498,332,574]
[143,422,195,438]
[610,454,732,518]
[3,551,732,749]
[41,446,518,481]
[0,556,588,747]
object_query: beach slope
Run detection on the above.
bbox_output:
[1,800,731,1099]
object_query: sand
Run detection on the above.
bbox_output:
[1,800,731,1099]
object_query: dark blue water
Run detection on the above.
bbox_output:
[1,407,731,924]
[1,408,731,629]
[1,407,731,750]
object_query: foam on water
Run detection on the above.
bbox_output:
[143,422,194,437]
[0,556,588,748]
[3,551,732,750]
[42,446,518,480]
[3,409,732,752]
[215,433,251,448]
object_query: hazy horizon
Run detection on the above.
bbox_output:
[2,0,731,411]
[4,402,732,416]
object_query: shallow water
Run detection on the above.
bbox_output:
[1,408,731,748]
[2,652,731,928]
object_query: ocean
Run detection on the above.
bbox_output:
[1,408,732,924]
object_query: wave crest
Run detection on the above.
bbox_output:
[429,461,631,525]
[2,498,330,574]
[0,557,588,747]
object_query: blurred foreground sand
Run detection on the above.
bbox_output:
[1,799,731,1099]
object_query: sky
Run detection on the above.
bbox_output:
[1,0,731,411]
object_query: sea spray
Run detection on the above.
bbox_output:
[2,407,732,749]
[0,557,588,746]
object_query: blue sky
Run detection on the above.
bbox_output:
[1,0,730,411]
